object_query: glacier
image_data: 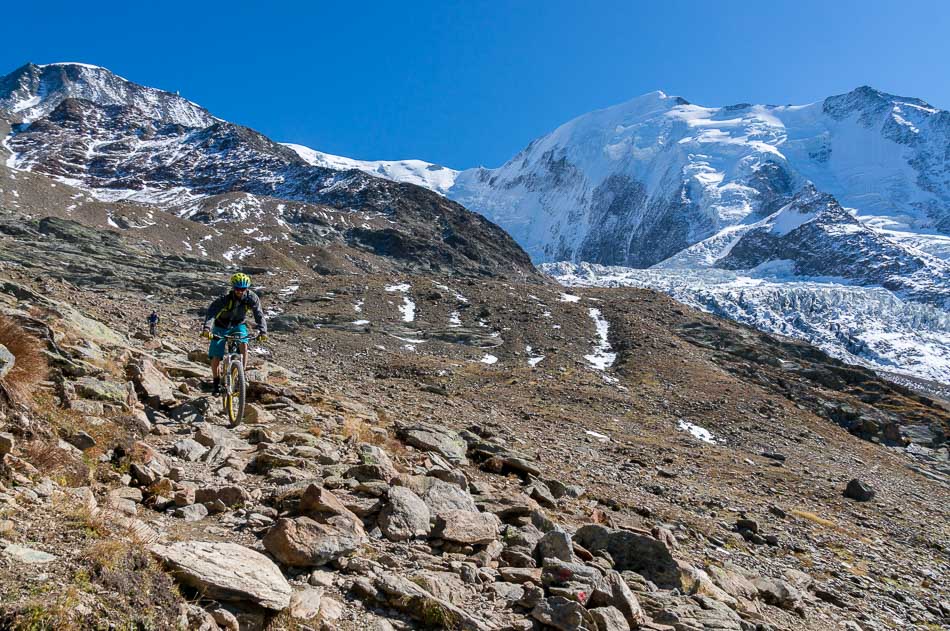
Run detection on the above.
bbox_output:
[545,261,950,387]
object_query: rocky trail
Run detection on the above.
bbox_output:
[0,245,948,631]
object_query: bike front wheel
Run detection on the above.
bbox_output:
[225,360,246,427]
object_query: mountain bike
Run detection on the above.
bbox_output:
[212,332,257,427]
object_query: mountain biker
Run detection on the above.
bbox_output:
[148,310,160,336]
[200,273,268,395]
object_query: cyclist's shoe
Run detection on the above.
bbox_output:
[200,329,212,340]
[257,334,268,343]
[211,378,221,396]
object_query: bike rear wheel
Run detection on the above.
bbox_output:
[225,359,246,427]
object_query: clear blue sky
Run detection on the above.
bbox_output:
[3,1,949,169]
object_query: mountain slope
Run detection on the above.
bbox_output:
[0,63,535,279]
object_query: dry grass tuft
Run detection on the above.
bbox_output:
[22,439,93,487]
[790,509,836,528]
[0,316,48,403]
[339,414,378,444]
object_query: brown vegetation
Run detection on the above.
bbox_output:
[0,316,48,403]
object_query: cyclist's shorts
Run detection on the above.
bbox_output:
[208,324,249,359]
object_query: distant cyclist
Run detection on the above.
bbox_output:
[148,311,160,336]
[200,273,268,395]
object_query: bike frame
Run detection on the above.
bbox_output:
[212,332,256,427]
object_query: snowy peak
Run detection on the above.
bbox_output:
[284,143,459,195]
[0,62,214,127]
[822,85,940,123]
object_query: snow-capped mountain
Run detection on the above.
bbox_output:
[0,62,213,127]
[448,87,950,270]
[284,143,459,195]
[0,62,534,278]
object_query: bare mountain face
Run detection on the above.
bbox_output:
[0,63,535,279]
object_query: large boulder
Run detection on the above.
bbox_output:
[73,376,133,405]
[844,479,875,502]
[397,423,468,464]
[410,476,478,515]
[574,524,680,588]
[263,516,365,567]
[378,486,431,542]
[587,570,645,628]
[753,577,805,616]
[151,541,292,610]
[129,357,178,407]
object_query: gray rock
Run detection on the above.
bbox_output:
[532,596,597,631]
[844,478,875,502]
[289,586,323,620]
[541,558,603,588]
[195,485,251,508]
[130,357,178,407]
[0,344,14,380]
[3,544,57,564]
[195,424,247,450]
[151,541,292,610]
[588,606,630,631]
[489,581,525,603]
[378,486,431,542]
[412,476,478,515]
[535,530,575,563]
[433,510,499,545]
[174,503,209,521]
[753,577,805,616]
[587,570,645,628]
[172,438,207,462]
[65,430,97,451]
[397,422,468,463]
[574,524,680,588]
[73,376,131,405]
[651,594,747,631]
[372,572,493,631]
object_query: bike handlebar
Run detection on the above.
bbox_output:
[210,333,261,341]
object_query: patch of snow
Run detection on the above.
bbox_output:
[480,354,499,365]
[279,283,299,297]
[285,143,460,195]
[352,319,370,325]
[559,293,581,303]
[678,419,719,444]
[585,430,610,442]
[222,246,253,262]
[584,308,617,370]
[448,311,462,327]
[433,282,469,303]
